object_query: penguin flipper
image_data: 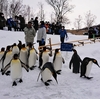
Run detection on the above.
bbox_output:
[2,63,10,75]
[45,82,50,86]
[21,61,29,72]
[37,71,43,82]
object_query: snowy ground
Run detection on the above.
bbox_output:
[0,30,100,99]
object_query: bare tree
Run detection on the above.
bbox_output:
[45,0,74,24]
[0,0,9,18]
[74,15,82,30]
[84,10,96,29]
[3,1,9,19]
[9,0,26,18]
[26,6,31,21]
[0,0,7,12]
[38,2,45,21]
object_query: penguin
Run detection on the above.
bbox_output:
[0,46,13,75]
[69,49,82,74]
[0,47,5,71]
[53,49,65,74]
[17,40,22,50]
[19,44,28,65]
[37,62,58,86]
[12,43,19,55]
[80,57,100,79]
[2,54,29,86]
[39,47,49,69]
[27,43,38,70]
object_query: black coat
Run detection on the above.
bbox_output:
[34,19,38,31]
[0,15,6,29]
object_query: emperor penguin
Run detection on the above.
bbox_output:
[12,43,20,55]
[80,57,100,79]
[2,54,29,86]
[17,40,22,50]
[37,62,58,86]
[39,47,49,69]
[19,44,28,65]
[53,49,65,74]
[27,43,38,70]
[0,47,5,71]
[69,49,82,74]
[1,46,13,75]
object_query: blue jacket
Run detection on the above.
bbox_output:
[59,29,68,38]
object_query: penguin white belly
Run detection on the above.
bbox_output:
[85,61,93,77]
[41,53,49,68]
[28,50,37,67]
[19,49,28,64]
[4,52,13,70]
[41,68,52,82]
[12,46,19,55]
[0,52,4,69]
[11,60,22,81]
[54,56,62,71]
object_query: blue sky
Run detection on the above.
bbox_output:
[22,0,100,29]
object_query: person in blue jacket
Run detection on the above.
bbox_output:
[59,26,68,43]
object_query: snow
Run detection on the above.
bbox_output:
[0,30,100,99]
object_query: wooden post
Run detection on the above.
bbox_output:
[48,38,52,56]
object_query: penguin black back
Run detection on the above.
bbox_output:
[42,62,58,83]
[53,49,59,63]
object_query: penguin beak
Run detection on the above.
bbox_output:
[97,63,100,68]
[95,62,100,68]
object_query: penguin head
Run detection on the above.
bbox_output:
[43,46,46,51]
[1,47,5,51]
[18,40,22,45]
[92,59,100,67]
[22,44,25,48]
[6,46,11,51]
[13,43,17,47]
[55,49,59,53]
[72,49,77,54]
[27,43,33,49]
[13,54,19,59]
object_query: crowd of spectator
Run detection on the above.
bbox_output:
[88,26,100,39]
[0,12,64,35]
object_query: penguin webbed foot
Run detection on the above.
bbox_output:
[47,79,52,82]
[19,79,23,83]
[12,81,17,86]
[5,71,10,76]
[1,68,3,72]
[45,82,50,86]
[30,66,36,70]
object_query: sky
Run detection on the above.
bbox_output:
[0,29,100,99]
[22,0,100,29]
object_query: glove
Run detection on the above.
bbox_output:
[41,38,45,44]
